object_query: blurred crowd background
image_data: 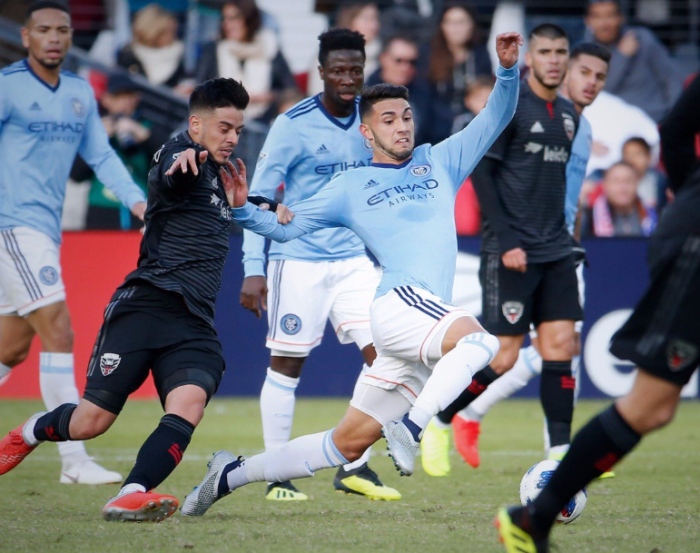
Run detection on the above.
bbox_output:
[0,0,697,238]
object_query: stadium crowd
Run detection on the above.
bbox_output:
[2,0,692,236]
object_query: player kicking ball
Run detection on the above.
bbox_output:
[0,78,287,522]
[181,32,522,517]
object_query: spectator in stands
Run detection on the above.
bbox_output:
[585,0,682,122]
[195,0,297,124]
[307,1,381,96]
[622,136,668,212]
[421,1,492,143]
[365,34,433,146]
[452,76,494,133]
[117,4,187,92]
[72,75,169,230]
[581,161,657,238]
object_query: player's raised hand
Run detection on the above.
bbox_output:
[496,32,523,69]
[165,148,208,177]
[221,158,249,208]
[240,276,268,318]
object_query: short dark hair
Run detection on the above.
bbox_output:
[605,160,638,177]
[318,28,366,66]
[189,78,250,113]
[588,0,621,14]
[623,136,652,154]
[570,42,611,64]
[26,1,70,23]
[529,23,568,42]
[359,84,409,120]
[381,32,418,54]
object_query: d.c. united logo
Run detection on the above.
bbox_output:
[667,340,698,372]
[502,301,524,324]
[100,353,121,376]
[563,115,575,141]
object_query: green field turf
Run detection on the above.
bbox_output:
[1,398,698,553]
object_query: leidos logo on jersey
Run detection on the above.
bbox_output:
[543,146,569,163]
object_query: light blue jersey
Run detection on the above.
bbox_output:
[233,65,519,301]
[565,115,592,235]
[0,60,145,244]
[242,95,373,277]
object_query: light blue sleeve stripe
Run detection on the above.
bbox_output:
[39,366,74,374]
[328,429,349,465]
[462,333,495,364]
[321,431,335,466]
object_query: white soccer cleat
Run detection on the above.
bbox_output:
[60,458,122,485]
[382,420,420,477]
[181,450,240,517]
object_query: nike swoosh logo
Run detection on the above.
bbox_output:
[62,471,79,483]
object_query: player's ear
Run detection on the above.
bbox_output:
[359,123,373,142]
[189,114,201,137]
[524,50,532,70]
[20,26,30,49]
[318,65,325,81]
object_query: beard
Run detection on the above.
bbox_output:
[373,133,413,161]
[532,66,565,90]
[36,55,64,69]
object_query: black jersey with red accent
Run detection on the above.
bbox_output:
[481,80,578,262]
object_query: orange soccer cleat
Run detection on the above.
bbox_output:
[453,417,481,468]
[103,490,179,522]
[0,419,40,475]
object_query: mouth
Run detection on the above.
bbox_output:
[220,149,233,157]
[45,49,62,58]
[395,138,410,145]
[338,91,356,101]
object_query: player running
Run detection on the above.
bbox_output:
[0,78,287,522]
[497,71,700,553]
[421,43,613,475]
[180,31,523,517]
[0,1,146,484]
[240,28,398,501]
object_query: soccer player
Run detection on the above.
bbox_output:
[496,73,700,553]
[0,1,146,484]
[422,24,582,473]
[421,43,612,474]
[180,31,523,517]
[240,28,398,501]
[0,77,286,522]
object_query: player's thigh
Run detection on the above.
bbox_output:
[610,234,700,389]
[354,351,428,409]
[25,300,73,352]
[265,259,334,354]
[532,255,582,328]
[537,319,576,360]
[0,227,66,318]
[328,257,378,349]
[349,382,412,429]
[0,314,35,364]
[479,252,540,336]
[334,403,387,458]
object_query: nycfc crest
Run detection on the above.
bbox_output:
[71,98,85,117]
[410,165,431,177]
[502,301,524,324]
[667,340,698,372]
[281,314,302,335]
[100,353,121,376]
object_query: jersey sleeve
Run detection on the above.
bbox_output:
[0,75,9,131]
[78,88,145,209]
[233,174,345,242]
[430,64,519,191]
[564,117,591,233]
[243,114,304,277]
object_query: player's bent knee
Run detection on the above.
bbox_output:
[1,346,30,368]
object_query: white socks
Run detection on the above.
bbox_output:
[227,429,348,491]
[463,345,542,422]
[260,368,299,452]
[409,332,500,430]
[39,352,87,461]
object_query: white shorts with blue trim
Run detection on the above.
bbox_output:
[357,285,476,404]
[0,227,66,317]
[265,256,378,355]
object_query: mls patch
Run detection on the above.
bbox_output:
[667,339,698,372]
[410,165,431,177]
[257,152,268,168]
[71,98,85,117]
[502,301,524,324]
[100,353,121,376]
[39,266,58,285]
[281,314,302,335]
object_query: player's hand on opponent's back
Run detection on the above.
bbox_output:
[240,276,268,319]
[131,201,147,222]
[495,32,524,69]
[502,247,527,273]
[165,148,208,177]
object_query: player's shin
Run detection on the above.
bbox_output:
[122,414,194,492]
[260,367,299,451]
[30,403,77,444]
[540,360,575,455]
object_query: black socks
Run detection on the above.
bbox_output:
[436,366,500,425]
[540,360,575,448]
[33,404,77,442]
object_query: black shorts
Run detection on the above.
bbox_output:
[610,234,700,386]
[480,253,583,336]
[83,283,225,415]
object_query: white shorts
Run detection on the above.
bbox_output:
[265,256,378,355]
[357,285,475,405]
[530,263,585,338]
[0,227,66,317]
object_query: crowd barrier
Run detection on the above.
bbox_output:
[1,232,696,400]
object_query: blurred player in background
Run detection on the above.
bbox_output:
[239,28,399,502]
[0,1,146,485]
[497,72,700,553]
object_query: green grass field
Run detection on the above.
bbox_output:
[1,398,698,553]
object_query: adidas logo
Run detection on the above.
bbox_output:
[29,102,41,111]
[530,121,544,133]
[316,144,329,155]
[363,179,379,190]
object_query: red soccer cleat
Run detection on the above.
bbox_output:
[103,490,179,522]
[454,416,481,468]
[0,423,38,475]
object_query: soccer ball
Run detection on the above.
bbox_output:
[519,459,587,524]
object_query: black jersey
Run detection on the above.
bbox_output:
[481,80,578,262]
[122,132,249,327]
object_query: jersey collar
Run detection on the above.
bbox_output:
[24,58,60,93]
[314,94,358,131]
[371,157,413,169]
